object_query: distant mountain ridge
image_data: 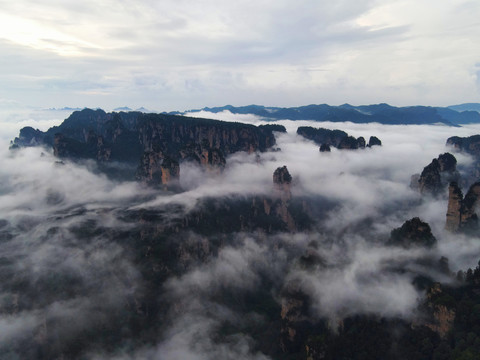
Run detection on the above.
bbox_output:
[179,103,480,125]
[448,103,480,113]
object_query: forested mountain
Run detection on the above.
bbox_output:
[179,103,480,125]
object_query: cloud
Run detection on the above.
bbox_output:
[287,236,429,323]
[3,113,480,357]
[151,237,281,360]
[1,1,479,109]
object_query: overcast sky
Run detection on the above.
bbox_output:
[1,0,480,111]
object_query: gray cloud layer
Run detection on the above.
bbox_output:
[1,1,480,109]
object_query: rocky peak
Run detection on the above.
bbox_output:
[357,136,366,148]
[271,166,296,230]
[367,136,382,147]
[446,134,480,156]
[446,135,480,186]
[389,217,437,248]
[414,152,459,196]
[10,127,45,149]
[273,166,292,185]
[273,166,293,198]
[438,152,457,172]
[418,159,442,195]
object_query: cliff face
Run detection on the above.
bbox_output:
[446,181,480,232]
[11,109,284,187]
[10,126,45,148]
[137,113,276,156]
[136,152,180,188]
[271,166,296,231]
[423,283,456,338]
[179,141,226,172]
[135,114,279,185]
[446,135,480,186]
[413,153,459,196]
[462,183,480,230]
[447,135,480,156]
[446,182,463,232]
[280,285,311,354]
[418,159,442,195]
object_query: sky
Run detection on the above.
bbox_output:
[1,0,480,112]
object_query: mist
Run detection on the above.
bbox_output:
[2,107,480,358]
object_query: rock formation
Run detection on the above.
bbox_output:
[297,126,381,151]
[357,136,366,148]
[423,283,456,338]
[461,183,480,230]
[445,182,463,232]
[437,152,457,172]
[9,126,45,149]
[389,217,437,248]
[11,109,284,187]
[418,159,443,195]
[271,166,296,230]
[413,153,459,196]
[136,152,180,188]
[445,181,480,232]
[273,165,292,197]
[280,284,311,354]
[319,144,331,152]
[296,126,347,147]
[367,136,382,147]
[179,140,226,172]
[446,134,480,186]
[447,134,480,156]
[338,136,359,150]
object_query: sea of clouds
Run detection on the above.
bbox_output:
[2,105,480,359]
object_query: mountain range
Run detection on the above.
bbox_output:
[172,103,480,126]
